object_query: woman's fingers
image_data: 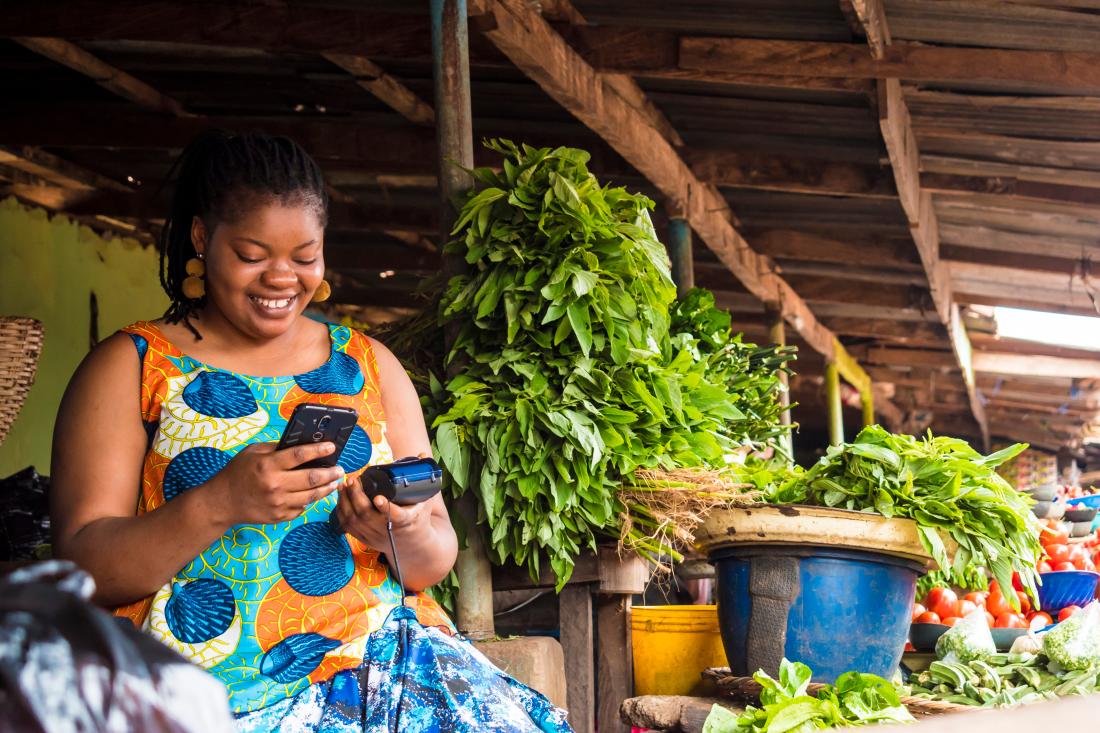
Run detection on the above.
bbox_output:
[285,464,345,493]
[272,441,336,470]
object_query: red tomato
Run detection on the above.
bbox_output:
[1059,606,1081,622]
[1069,546,1089,568]
[905,641,916,652]
[1037,561,1053,573]
[1016,590,1032,615]
[995,613,1028,629]
[986,590,1011,618]
[933,597,960,620]
[915,611,942,624]
[957,600,979,617]
[1042,526,1070,546]
[924,587,956,611]
[1054,561,1077,572]
[912,603,927,622]
[1047,544,1072,564]
[964,592,988,607]
[1030,612,1054,630]
[1012,572,1024,591]
[985,611,996,627]
[941,616,961,627]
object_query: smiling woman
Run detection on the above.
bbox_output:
[48,131,571,733]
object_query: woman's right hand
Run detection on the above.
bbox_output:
[205,442,345,526]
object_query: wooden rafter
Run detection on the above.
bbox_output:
[838,0,891,60]
[841,6,990,448]
[322,53,435,126]
[466,0,876,398]
[14,37,188,116]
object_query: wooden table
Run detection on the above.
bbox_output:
[493,547,651,733]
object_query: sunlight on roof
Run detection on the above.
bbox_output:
[994,306,1100,351]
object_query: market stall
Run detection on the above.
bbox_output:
[7,1,1100,731]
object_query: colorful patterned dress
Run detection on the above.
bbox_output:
[114,321,571,732]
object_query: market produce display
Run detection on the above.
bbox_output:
[763,426,1043,604]
[430,140,794,585]
[702,659,913,733]
[904,603,1100,707]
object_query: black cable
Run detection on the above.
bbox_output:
[386,502,407,598]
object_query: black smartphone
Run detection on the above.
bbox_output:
[276,404,359,469]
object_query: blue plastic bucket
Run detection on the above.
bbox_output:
[710,545,923,682]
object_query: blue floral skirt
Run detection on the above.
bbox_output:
[236,607,573,733]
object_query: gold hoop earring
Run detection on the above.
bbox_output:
[312,279,332,303]
[182,254,205,299]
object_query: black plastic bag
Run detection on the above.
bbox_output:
[0,467,51,562]
[0,561,236,732]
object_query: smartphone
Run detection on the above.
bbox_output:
[276,404,359,469]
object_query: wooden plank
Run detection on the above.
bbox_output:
[875,74,988,446]
[823,318,946,345]
[467,0,872,380]
[839,0,892,59]
[950,260,1099,313]
[0,2,435,59]
[974,353,1100,380]
[559,586,594,733]
[908,92,1100,141]
[941,245,1081,277]
[677,38,1100,96]
[596,594,633,733]
[14,37,188,116]
[322,53,435,125]
[938,223,1100,261]
[685,150,895,199]
[620,696,741,733]
[0,145,128,192]
[749,230,920,270]
[923,173,1100,207]
[918,131,1100,174]
[922,157,1100,192]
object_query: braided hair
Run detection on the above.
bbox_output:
[158,130,328,338]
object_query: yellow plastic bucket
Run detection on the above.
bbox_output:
[631,605,728,696]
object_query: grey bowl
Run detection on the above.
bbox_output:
[1032,501,1053,518]
[1027,485,1059,502]
[909,623,949,652]
[1071,520,1094,538]
[991,627,1029,651]
[1065,507,1098,523]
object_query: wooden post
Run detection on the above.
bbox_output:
[597,594,633,733]
[765,306,793,461]
[825,360,843,446]
[432,0,493,639]
[667,216,694,298]
[861,388,875,427]
[559,585,595,733]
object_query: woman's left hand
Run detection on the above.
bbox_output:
[334,474,433,550]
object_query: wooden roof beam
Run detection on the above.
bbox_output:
[466,0,876,395]
[321,53,435,126]
[975,353,1100,381]
[675,38,1100,96]
[839,0,891,60]
[845,3,989,447]
[14,37,188,116]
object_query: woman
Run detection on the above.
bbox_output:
[50,131,571,732]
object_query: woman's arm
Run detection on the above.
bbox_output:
[51,334,347,606]
[50,334,234,606]
[335,338,458,592]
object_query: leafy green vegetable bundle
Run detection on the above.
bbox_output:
[433,140,794,584]
[703,659,913,733]
[764,425,1042,604]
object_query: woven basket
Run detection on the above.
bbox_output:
[0,317,44,445]
[703,669,975,717]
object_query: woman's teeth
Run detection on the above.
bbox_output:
[250,295,295,311]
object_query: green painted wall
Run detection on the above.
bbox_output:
[0,197,169,477]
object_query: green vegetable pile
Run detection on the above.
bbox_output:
[703,659,913,733]
[764,425,1042,605]
[432,140,794,585]
[905,653,1100,708]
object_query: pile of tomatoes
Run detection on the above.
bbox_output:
[1037,519,1099,572]
[911,583,1059,630]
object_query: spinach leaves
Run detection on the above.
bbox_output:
[764,426,1042,604]
[703,659,913,733]
[433,140,794,586]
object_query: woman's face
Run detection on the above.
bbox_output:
[192,200,325,341]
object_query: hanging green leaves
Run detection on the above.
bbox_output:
[432,139,796,587]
